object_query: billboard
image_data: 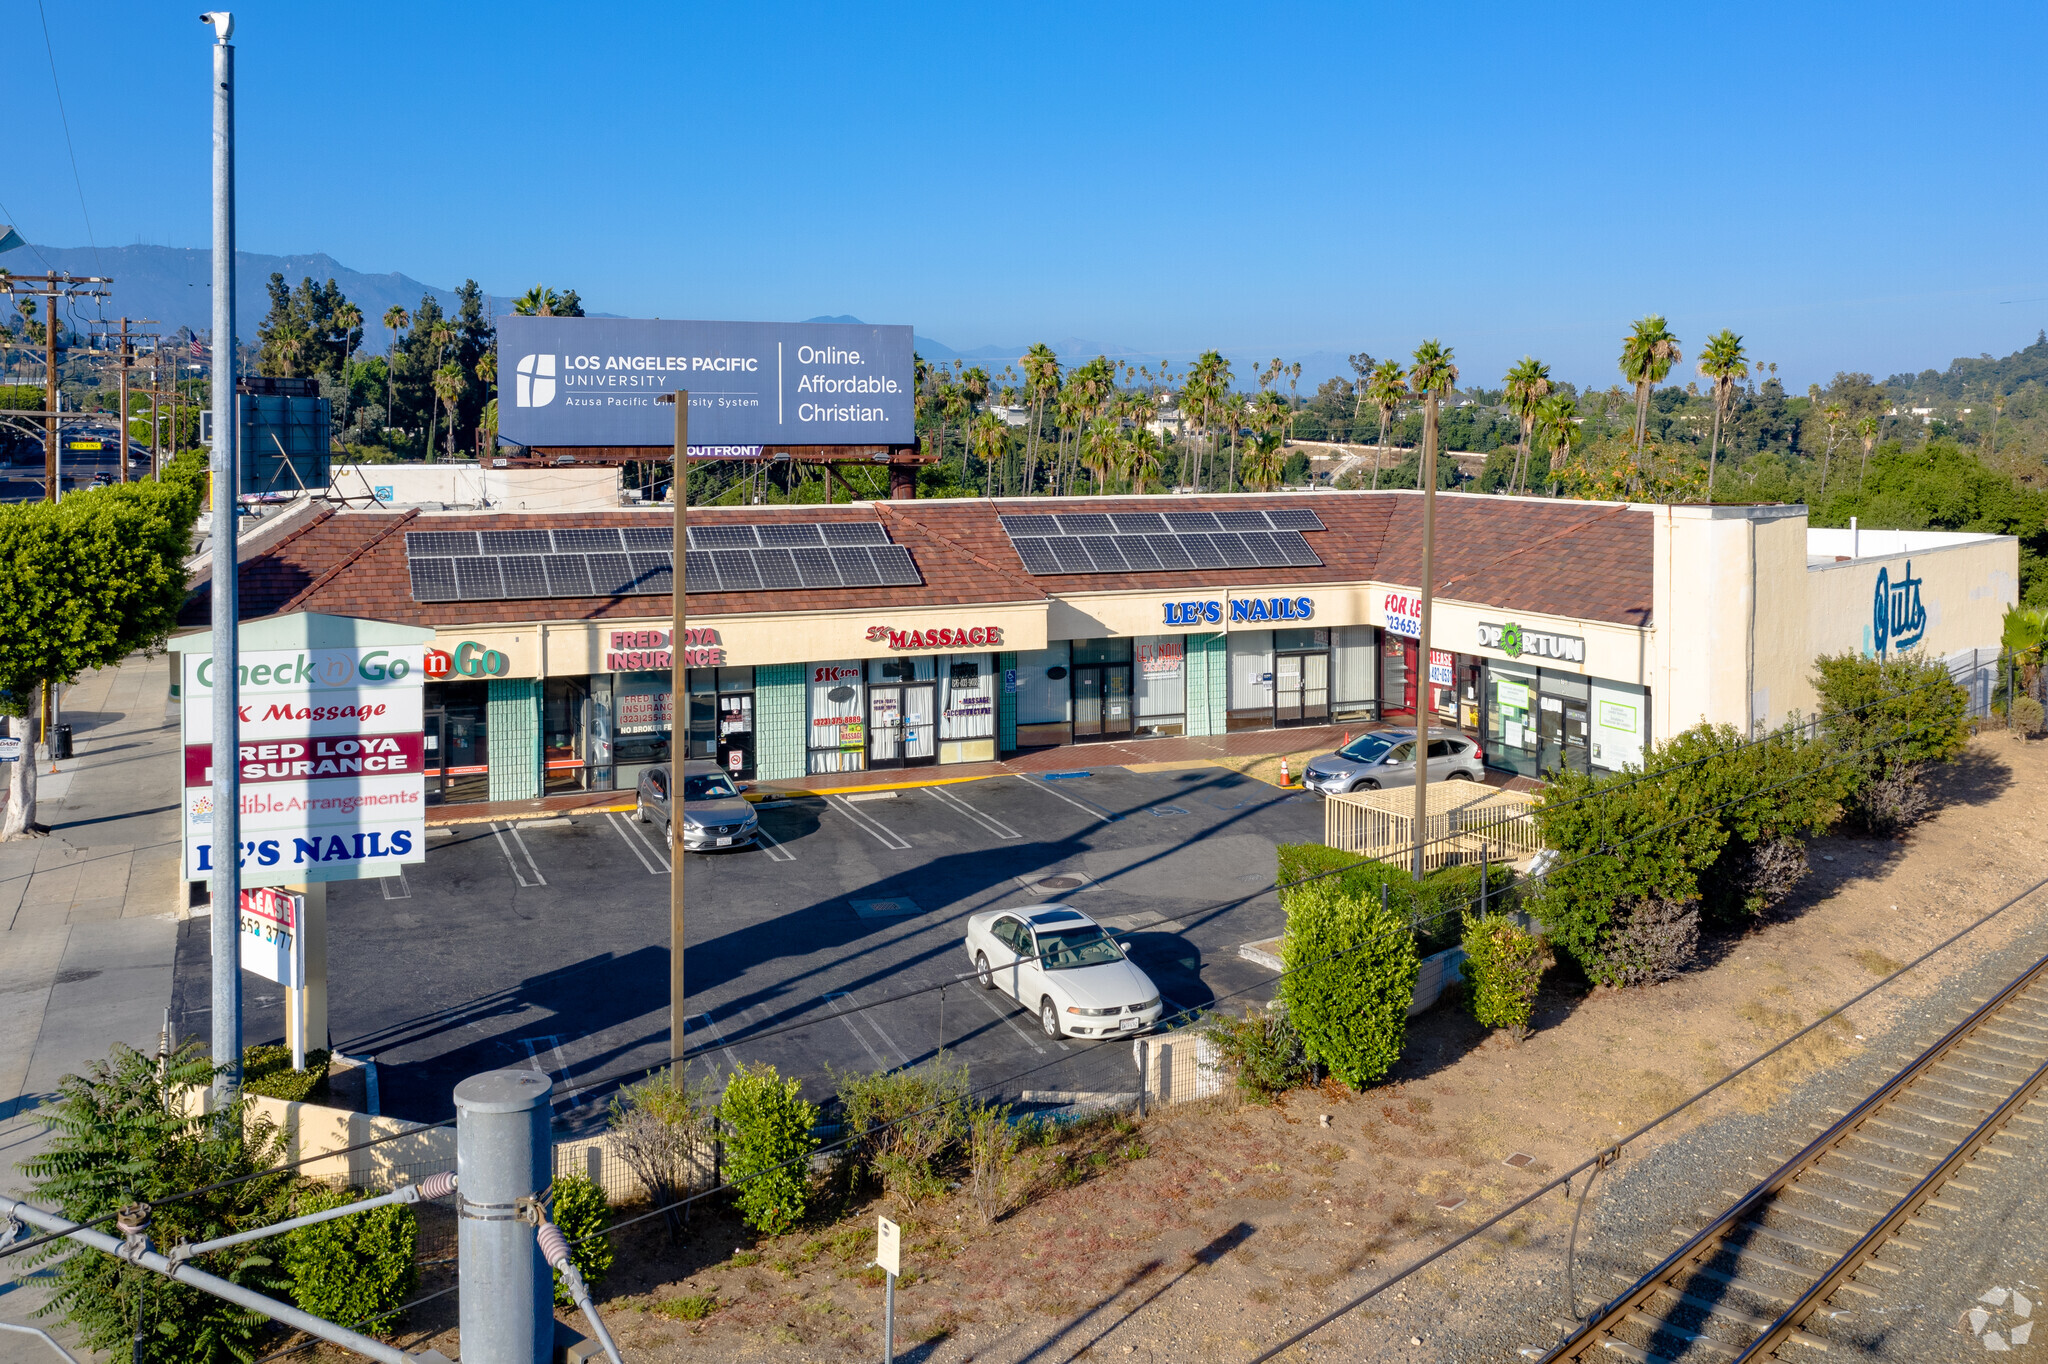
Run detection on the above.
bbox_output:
[495,316,916,449]
[182,645,428,886]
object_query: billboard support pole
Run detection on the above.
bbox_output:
[206,12,243,1110]
[669,391,688,1064]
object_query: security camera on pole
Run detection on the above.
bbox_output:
[203,8,243,1109]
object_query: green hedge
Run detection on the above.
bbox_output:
[1277,844,1514,956]
[1459,914,1546,1040]
[1278,879,1419,1088]
[242,1045,330,1103]
[285,1184,418,1325]
[550,1174,614,1306]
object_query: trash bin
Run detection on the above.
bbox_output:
[53,724,72,760]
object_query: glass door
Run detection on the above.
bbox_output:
[1562,698,1591,774]
[1071,665,1134,741]
[1379,636,1417,720]
[716,693,755,778]
[868,686,904,768]
[1537,695,1566,775]
[424,709,446,805]
[1073,666,1104,739]
[1275,652,1330,726]
[901,683,937,765]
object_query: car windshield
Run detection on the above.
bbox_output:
[683,773,739,800]
[1035,926,1124,970]
[1337,734,1396,761]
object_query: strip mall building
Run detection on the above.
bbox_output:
[186,492,2017,805]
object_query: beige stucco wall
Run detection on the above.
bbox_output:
[1800,538,2018,710]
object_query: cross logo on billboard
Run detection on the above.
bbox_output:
[515,353,557,408]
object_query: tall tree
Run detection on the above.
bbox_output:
[1533,393,1582,494]
[255,274,350,378]
[421,319,456,462]
[512,285,584,317]
[432,363,464,459]
[1019,344,1060,494]
[381,305,409,435]
[1619,315,1682,472]
[1366,359,1408,491]
[1856,414,1879,489]
[1126,425,1164,493]
[1697,329,1748,500]
[1502,356,1552,495]
[1183,350,1231,490]
[970,409,1009,496]
[1819,402,1847,495]
[331,301,363,433]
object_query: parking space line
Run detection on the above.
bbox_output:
[828,795,912,850]
[605,812,663,874]
[690,1011,744,1073]
[969,985,1048,1054]
[926,785,1022,840]
[754,826,795,862]
[624,814,673,871]
[824,991,911,1069]
[514,1034,588,1109]
[491,821,545,887]
[380,869,411,900]
[1017,774,1114,823]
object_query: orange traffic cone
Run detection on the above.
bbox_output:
[1279,756,1292,786]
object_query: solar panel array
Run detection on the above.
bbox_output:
[998,507,1326,576]
[405,522,918,602]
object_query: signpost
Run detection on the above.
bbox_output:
[238,888,307,1069]
[876,1215,901,1363]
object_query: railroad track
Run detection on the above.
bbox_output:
[1541,951,2048,1362]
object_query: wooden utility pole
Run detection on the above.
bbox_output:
[91,318,159,483]
[666,389,689,1062]
[0,273,112,500]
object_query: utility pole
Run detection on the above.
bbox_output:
[204,8,243,1112]
[0,272,112,501]
[667,390,689,1061]
[91,318,159,483]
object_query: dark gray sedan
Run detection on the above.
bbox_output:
[1301,730,1484,794]
[635,760,759,852]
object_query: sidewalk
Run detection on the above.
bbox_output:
[0,653,184,1357]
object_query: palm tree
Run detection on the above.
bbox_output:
[422,320,456,461]
[1501,356,1552,495]
[1241,431,1287,490]
[1080,415,1119,492]
[1819,401,1846,495]
[1365,359,1407,491]
[1409,340,1457,478]
[1697,329,1748,500]
[1223,391,1253,490]
[1855,414,1879,489]
[331,301,363,434]
[513,285,565,317]
[381,305,409,436]
[1405,339,1457,879]
[1183,350,1230,490]
[1019,344,1060,494]
[970,409,1009,497]
[1988,391,2008,462]
[431,362,464,460]
[1127,425,1164,493]
[1533,393,1582,493]
[1619,315,1682,471]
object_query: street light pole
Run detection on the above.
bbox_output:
[204,10,243,1110]
[670,391,688,1062]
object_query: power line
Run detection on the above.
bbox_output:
[33,0,100,279]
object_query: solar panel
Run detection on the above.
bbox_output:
[1264,507,1325,531]
[555,527,625,553]
[821,522,888,545]
[1144,534,1195,570]
[1047,537,1094,573]
[406,531,481,557]
[830,547,883,586]
[1012,537,1060,574]
[683,551,717,592]
[627,552,673,595]
[408,558,458,601]
[1110,512,1168,534]
[543,554,593,596]
[871,545,921,585]
[1117,535,1162,571]
[498,554,549,598]
[621,526,674,550]
[1214,510,1269,531]
[792,547,840,587]
[589,552,635,594]
[453,556,504,599]
[711,549,761,592]
[758,524,823,547]
[753,548,801,589]
[1239,531,1287,568]
[1078,536,1128,571]
[1056,513,1115,536]
[1164,511,1222,533]
[480,530,553,556]
[1180,534,1228,568]
[1271,530,1322,566]
[1000,514,1062,537]
[689,524,758,549]
[1213,533,1258,568]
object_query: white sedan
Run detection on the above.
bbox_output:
[964,905,1164,1040]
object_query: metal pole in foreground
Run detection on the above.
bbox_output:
[669,390,688,1061]
[204,10,243,1112]
[455,1069,554,1364]
[1411,384,1440,882]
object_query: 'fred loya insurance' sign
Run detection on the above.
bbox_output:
[182,646,427,886]
[494,316,915,449]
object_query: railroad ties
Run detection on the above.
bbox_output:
[1542,957,2048,1362]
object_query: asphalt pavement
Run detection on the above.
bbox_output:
[169,765,1326,1134]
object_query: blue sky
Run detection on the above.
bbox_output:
[8,1,2047,390]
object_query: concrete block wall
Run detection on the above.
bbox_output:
[753,663,805,781]
[486,679,541,801]
[997,651,1019,753]
[1184,632,1227,736]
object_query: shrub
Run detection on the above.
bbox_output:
[2013,695,2045,735]
[1459,915,1547,1041]
[284,1184,418,1326]
[834,1055,970,1208]
[719,1063,819,1234]
[548,1175,614,1307]
[1205,1005,1311,1102]
[1656,720,1845,924]
[1278,879,1419,1088]
[964,1101,1026,1229]
[607,1067,715,1241]
[1811,650,1969,823]
[241,1045,331,1103]
[1594,896,1701,986]
[1277,844,1514,955]
[1856,763,1935,834]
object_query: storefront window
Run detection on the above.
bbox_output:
[1011,644,1071,749]
[1590,678,1648,772]
[614,670,674,791]
[940,655,995,741]
[1135,635,1185,738]
[1429,648,1459,725]
[1226,631,1274,731]
[1537,669,1591,777]
[866,654,939,767]
[1068,638,1134,743]
[808,660,866,775]
[543,677,614,793]
[424,680,489,805]
[1380,635,1416,720]
[1331,625,1377,722]
[1484,660,1538,777]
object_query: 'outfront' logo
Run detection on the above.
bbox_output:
[514,353,557,407]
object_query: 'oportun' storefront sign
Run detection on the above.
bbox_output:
[497,316,915,449]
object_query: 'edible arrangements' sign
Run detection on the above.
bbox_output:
[496,316,915,449]
[181,646,428,886]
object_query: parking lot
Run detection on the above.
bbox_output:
[172,764,1325,1132]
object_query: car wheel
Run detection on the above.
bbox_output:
[1039,997,1062,1039]
[662,816,674,850]
[976,952,995,990]
[1447,771,1475,782]
[1353,778,1380,792]
[635,798,650,823]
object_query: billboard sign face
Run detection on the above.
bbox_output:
[495,316,915,449]
[182,646,428,886]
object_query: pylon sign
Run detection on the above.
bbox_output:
[180,645,428,885]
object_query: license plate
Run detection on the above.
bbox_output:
[1119,1017,1140,1031]
[715,836,732,847]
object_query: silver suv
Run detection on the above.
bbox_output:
[635,760,759,852]
[1301,730,1484,793]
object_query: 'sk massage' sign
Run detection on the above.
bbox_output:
[182,646,428,886]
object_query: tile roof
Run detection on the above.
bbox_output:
[189,492,1654,630]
